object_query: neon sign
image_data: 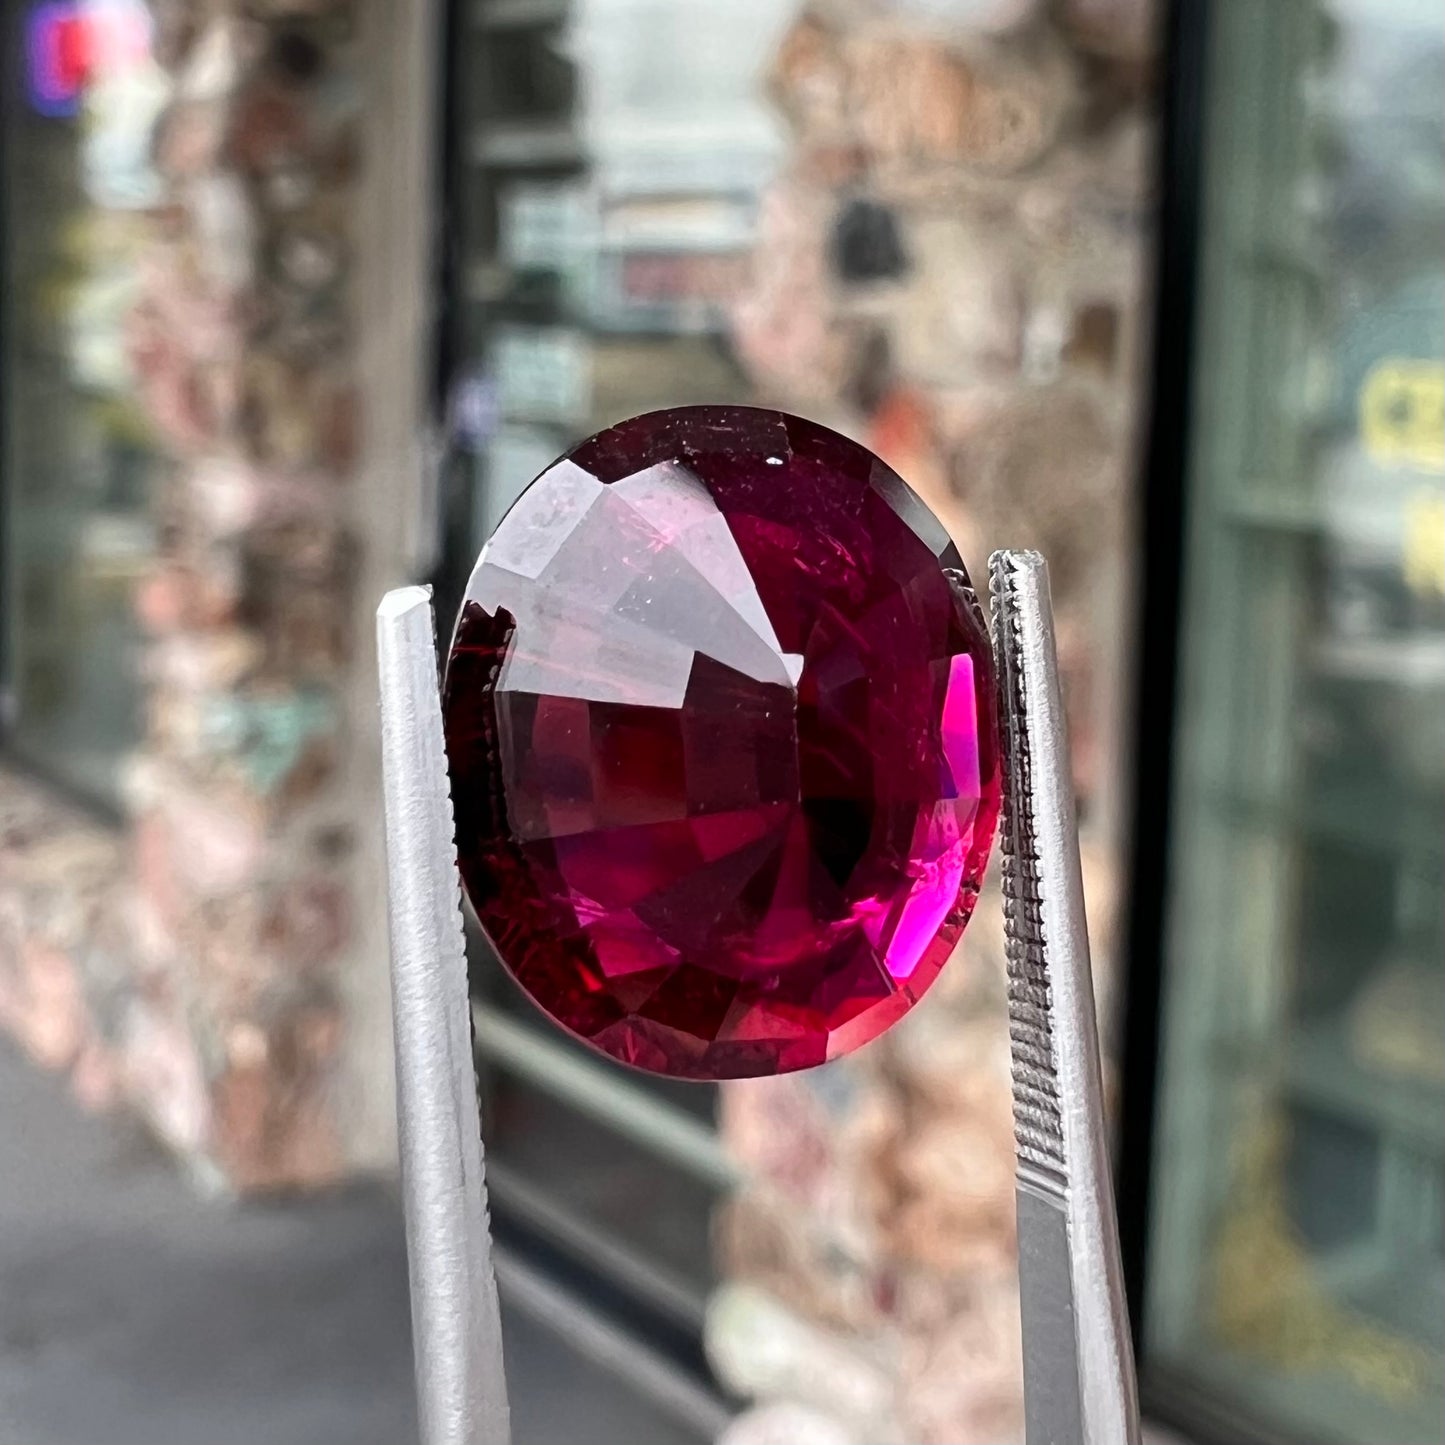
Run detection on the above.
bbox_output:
[25,0,150,118]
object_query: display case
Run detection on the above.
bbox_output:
[1135,0,1444,1440]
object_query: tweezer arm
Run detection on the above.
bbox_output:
[990,551,1141,1445]
[378,587,512,1445]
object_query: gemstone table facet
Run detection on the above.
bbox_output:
[442,406,1000,1080]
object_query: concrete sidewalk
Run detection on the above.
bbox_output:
[0,1040,704,1445]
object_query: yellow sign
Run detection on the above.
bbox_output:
[1403,491,1445,597]
[1360,360,1445,473]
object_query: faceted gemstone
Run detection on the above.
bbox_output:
[442,406,1000,1080]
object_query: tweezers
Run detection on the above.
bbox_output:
[376,547,1140,1445]
[991,550,1141,1445]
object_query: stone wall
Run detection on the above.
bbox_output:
[125,1,366,1190]
[711,1,1155,1440]
[0,774,131,1117]
[0,0,420,1191]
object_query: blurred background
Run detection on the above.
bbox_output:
[0,0,1440,1443]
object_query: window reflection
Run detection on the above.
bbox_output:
[1148,0,1444,1440]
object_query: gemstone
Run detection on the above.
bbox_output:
[442,406,1000,1080]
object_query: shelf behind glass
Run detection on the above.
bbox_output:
[1282,1018,1445,1153]
[1200,777,1445,860]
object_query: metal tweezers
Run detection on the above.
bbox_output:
[376,548,1140,1445]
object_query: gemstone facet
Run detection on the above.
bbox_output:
[443,406,1000,1080]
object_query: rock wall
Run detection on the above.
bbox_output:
[712,1,1156,1439]
[123,0,367,1189]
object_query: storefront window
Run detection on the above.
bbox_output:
[1147,0,1444,1440]
[442,0,790,573]
[444,0,792,1347]
[1,0,165,803]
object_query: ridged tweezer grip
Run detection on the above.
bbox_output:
[990,550,1067,1195]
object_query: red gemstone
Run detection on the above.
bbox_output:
[443,406,1000,1080]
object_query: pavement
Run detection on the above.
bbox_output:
[0,1040,1199,1445]
[0,1040,705,1445]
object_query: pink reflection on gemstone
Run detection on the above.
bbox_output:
[882,804,966,984]
[442,405,1001,1080]
[942,652,983,807]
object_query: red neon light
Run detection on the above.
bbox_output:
[27,1,150,116]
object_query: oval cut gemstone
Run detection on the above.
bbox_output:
[443,406,1000,1080]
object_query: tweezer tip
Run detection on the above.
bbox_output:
[377,584,435,620]
[988,548,1045,586]
[987,550,1046,649]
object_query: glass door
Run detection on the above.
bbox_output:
[439,0,790,1384]
[1145,0,1444,1441]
